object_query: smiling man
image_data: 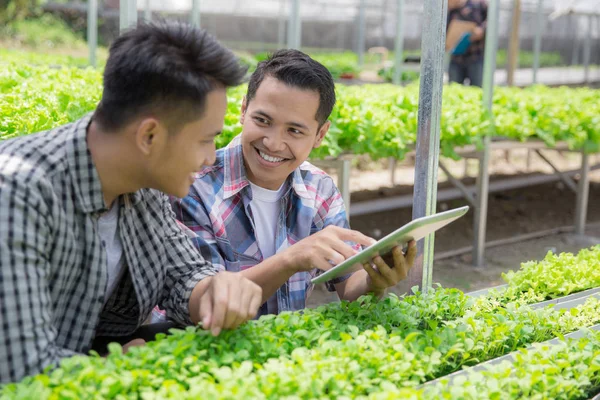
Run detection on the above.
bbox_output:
[169,50,416,318]
[0,22,262,383]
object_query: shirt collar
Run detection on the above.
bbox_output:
[222,136,251,200]
[222,135,311,200]
[65,113,108,214]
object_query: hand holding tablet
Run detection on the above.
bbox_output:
[311,206,469,284]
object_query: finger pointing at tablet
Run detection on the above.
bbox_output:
[282,225,375,273]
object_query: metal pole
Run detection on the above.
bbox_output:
[392,0,405,85]
[583,15,592,83]
[532,0,543,84]
[575,151,590,235]
[144,0,151,21]
[409,0,448,292]
[120,0,129,32]
[120,0,137,33]
[287,0,295,48]
[357,0,367,67]
[473,0,499,267]
[506,0,521,86]
[294,0,302,49]
[287,0,301,49]
[339,159,352,212]
[277,0,286,48]
[87,0,98,67]
[191,0,201,28]
[128,0,138,29]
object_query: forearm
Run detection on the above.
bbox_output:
[336,269,384,302]
[239,253,297,304]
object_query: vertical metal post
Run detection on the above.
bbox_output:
[357,0,367,67]
[583,15,592,83]
[575,151,590,235]
[506,0,521,86]
[294,1,302,50]
[120,0,129,32]
[409,0,448,292]
[532,0,543,84]
[277,0,286,48]
[473,0,499,267]
[389,157,397,185]
[191,0,201,28]
[287,0,301,49]
[392,0,405,85]
[87,0,98,67]
[144,0,151,22]
[339,159,352,212]
[120,0,137,33]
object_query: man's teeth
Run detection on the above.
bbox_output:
[259,150,285,163]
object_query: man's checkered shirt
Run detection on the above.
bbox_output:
[0,114,216,383]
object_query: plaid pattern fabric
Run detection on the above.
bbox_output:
[171,135,357,317]
[0,114,216,383]
[448,0,488,64]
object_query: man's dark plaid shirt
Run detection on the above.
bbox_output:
[447,0,488,64]
[0,114,217,383]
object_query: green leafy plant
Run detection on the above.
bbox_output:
[377,66,420,83]
[0,48,95,68]
[484,245,600,306]
[3,245,600,400]
[496,49,564,68]
[1,14,87,50]
[0,63,102,141]
[3,53,600,157]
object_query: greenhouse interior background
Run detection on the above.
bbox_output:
[2,0,600,398]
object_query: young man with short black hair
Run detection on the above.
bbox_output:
[170,50,416,318]
[0,22,262,383]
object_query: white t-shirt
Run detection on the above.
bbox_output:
[249,182,287,259]
[97,201,126,302]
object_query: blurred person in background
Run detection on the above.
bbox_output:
[447,0,488,87]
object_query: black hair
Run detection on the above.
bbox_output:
[246,49,336,127]
[94,21,247,132]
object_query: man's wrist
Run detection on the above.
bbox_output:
[189,275,213,324]
[365,275,386,298]
[277,248,303,274]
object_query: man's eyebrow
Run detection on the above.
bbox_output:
[287,121,309,130]
[212,131,222,137]
[253,110,273,120]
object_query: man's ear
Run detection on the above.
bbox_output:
[135,118,166,156]
[313,121,331,149]
[240,96,248,124]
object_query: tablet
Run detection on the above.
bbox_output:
[310,205,469,284]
